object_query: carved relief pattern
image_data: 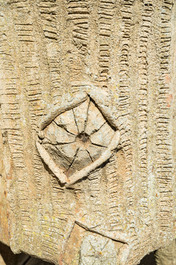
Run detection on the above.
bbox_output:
[0,0,175,265]
[36,95,120,186]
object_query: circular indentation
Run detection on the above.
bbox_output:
[76,132,90,143]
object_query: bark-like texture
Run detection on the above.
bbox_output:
[0,0,176,265]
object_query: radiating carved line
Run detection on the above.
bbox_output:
[72,109,80,134]
[66,147,80,172]
[36,130,120,187]
[40,92,88,130]
[53,121,76,136]
[86,149,94,162]
[66,131,120,187]
[83,96,90,132]
[37,92,120,187]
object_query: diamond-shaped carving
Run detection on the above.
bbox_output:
[36,94,120,187]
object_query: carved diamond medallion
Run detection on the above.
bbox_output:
[36,93,120,187]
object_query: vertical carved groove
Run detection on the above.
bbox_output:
[137,0,153,224]
[67,0,90,56]
[97,0,115,85]
[156,0,174,239]
[118,0,138,255]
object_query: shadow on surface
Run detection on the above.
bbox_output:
[0,241,157,265]
[138,250,156,265]
[0,242,53,265]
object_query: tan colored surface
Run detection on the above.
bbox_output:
[0,0,176,265]
[156,240,176,265]
[0,129,10,246]
[0,255,5,265]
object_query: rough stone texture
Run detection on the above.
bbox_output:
[155,240,176,265]
[0,0,176,265]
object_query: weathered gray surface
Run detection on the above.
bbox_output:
[0,0,176,264]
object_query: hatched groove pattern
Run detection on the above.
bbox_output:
[0,1,175,264]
